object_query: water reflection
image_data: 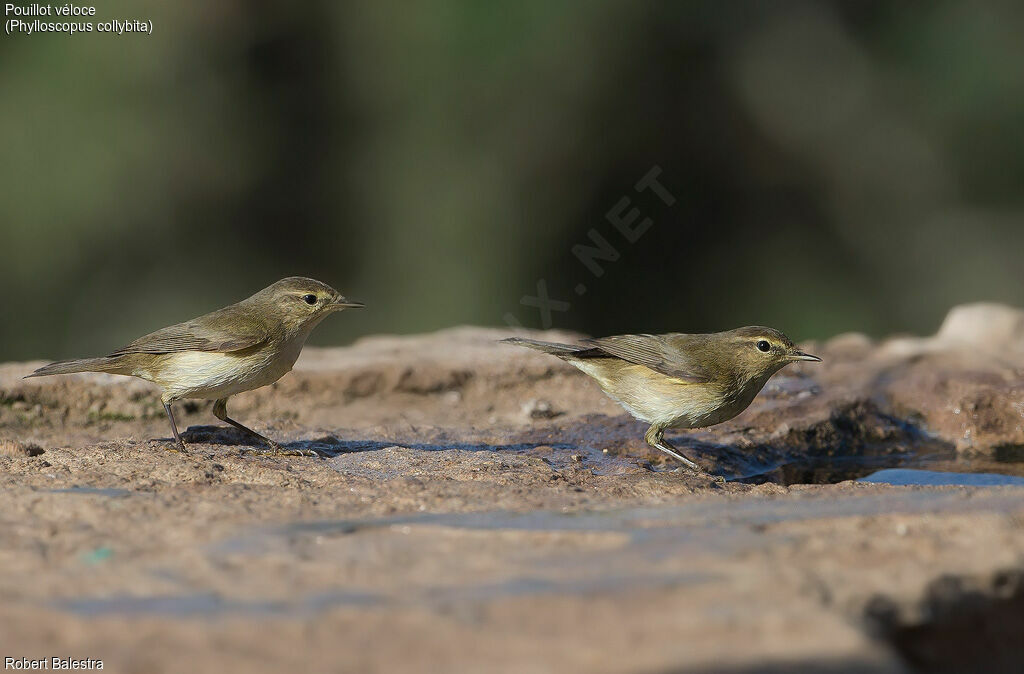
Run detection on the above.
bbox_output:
[858,469,1024,487]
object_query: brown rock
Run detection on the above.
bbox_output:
[0,310,1023,672]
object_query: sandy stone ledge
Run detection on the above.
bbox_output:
[0,304,1022,673]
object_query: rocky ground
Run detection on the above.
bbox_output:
[1,303,1022,673]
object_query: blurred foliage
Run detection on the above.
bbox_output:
[2,0,1023,359]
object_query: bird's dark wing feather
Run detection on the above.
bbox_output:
[109,304,270,355]
[584,333,711,383]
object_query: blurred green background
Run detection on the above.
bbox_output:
[3,1,1023,360]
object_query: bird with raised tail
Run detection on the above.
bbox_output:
[503,326,820,474]
[27,277,363,455]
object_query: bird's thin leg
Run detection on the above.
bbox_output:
[212,397,319,457]
[644,425,703,472]
[163,402,186,453]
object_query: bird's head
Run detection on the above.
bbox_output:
[713,326,820,385]
[252,277,363,333]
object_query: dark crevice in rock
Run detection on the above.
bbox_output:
[730,401,955,485]
[865,570,1024,674]
[394,367,474,394]
[779,400,939,454]
[993,444,1024,463]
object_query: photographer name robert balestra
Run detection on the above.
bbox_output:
[5,658,102,670]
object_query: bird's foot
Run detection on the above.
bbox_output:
[645,427,726,483]
[650,440,701,471]
[163,441,187,454]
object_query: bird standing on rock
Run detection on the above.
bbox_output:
[27,277,363,455]
[503,327,820,474]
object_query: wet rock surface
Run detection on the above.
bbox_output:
[0,305,1022,673]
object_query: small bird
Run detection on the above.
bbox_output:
[503,327,820,472]
[27,277,363,455]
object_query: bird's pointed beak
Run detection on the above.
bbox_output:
[788,350,822,362]
[332,297,364,310]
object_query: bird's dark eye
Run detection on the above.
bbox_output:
[756,340,771,353]
[303,294,318,305]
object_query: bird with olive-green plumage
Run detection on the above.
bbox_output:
[28,277,363,455]
[503,326,820,473]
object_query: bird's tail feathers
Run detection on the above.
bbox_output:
[500,337,585,358]
[25,357,124,378]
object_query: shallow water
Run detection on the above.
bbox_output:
[55,489,1024,619]
[55,591,382,617]
[735,449,1024,486]
[46,486,133,497]
[858,468,1024,487]
[186,418,1024,488]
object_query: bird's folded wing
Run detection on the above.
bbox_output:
[108,305,270,355]
[585,334,711,383]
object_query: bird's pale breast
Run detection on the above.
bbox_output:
[139,335,307,402]
[571,359,744,428]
